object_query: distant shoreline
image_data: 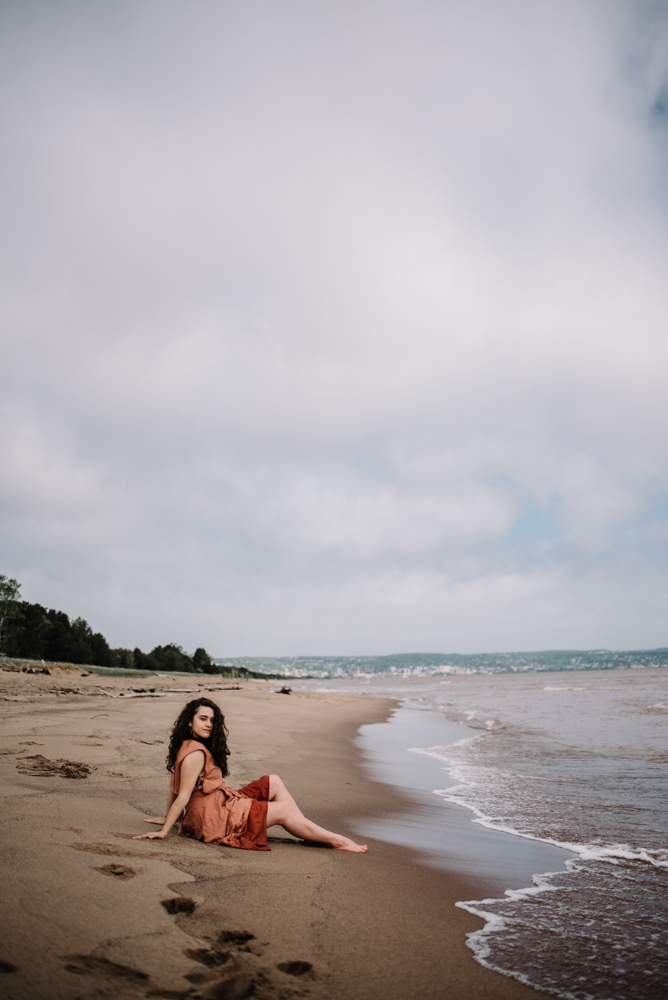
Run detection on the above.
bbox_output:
[3,647,667,680]
[216,647,668,678]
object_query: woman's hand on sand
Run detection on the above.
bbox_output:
[133,830,166,840]
[143,817,165,825]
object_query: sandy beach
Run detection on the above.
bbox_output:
[0,666,545,1000]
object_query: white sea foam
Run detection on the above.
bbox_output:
[401,672,668,998]
[455,852,668,1000]
[411,746,668,869]
[295,669,668,999]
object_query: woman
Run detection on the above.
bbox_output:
[133,697,367,853]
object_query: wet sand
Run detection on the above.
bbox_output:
[0,666,545,1000]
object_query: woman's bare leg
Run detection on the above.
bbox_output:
[266,774,367,853]
[268,775,305,814]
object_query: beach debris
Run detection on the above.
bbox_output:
[117,691,167,698]
[16,755,93,779]
[21,665,50,675]
[277,961,313,977]
[161,897,196,915]
[276,686,292,695]
[92,863,141,880]
[61,955,149,982]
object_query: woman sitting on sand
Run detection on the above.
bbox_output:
[133,697,367,853]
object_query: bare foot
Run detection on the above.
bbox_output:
[143,817,165,825]
[333,836,368,852]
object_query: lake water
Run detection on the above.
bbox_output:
[291,670,668,1000]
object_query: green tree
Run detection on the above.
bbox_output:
[193,647,215,673]
[113,648,136,669]
[133,647,152,670]
[0,575,21,653]
[148,643,194,672]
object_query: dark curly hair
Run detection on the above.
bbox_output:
[166,698,230,776]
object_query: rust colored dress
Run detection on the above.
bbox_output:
[170,739,271,851]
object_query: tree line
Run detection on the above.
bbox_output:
[0,574,216,673]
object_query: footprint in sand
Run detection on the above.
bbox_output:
[197,970,256,999]
[187,952,315,998]
[61,955,148,982]
[92,863,141,880]
[184,931,256,970]
[16,755,93,779]
[161,897,197,915]
[178,922,317,999]
[185,947,231,968]
[146,989,197,999]
[216,932,255,950]
[277,961,314,977]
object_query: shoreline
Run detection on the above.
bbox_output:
[353,704,576,887]
[0,668,546,999]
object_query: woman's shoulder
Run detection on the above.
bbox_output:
[175,739,209,762]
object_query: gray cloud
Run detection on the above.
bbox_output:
[1,0,668,654]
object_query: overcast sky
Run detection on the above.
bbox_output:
[1,0,668,656]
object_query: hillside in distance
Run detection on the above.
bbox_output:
[214,648,668,678]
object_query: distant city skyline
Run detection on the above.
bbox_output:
[216,648,668,678]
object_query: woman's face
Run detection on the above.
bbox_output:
[190,706,215,739]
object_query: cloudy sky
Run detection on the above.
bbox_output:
[1,0,668,656]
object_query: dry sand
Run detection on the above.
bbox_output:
[0,666,545,1000]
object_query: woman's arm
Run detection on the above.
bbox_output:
[133,750,205,840]
[142,789,178,826]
